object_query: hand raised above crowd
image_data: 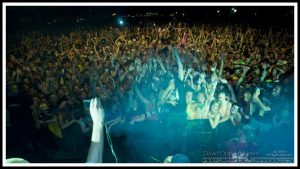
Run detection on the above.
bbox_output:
[89,98,105,127]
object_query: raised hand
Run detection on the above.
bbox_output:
[200,72,206,79]
[89,98,105,127]
[252,88,260,101]
[220,79,227,84]
[168,100,178,106]
[87,97,105,162]
[211,72,218,82]
[211,63,217,72]
[168,81,175,91]
[129,64,135,71]
[187,67,193,74]
[243,66,250,72]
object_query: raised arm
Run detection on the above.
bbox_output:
[108,76,116,91]
[158,82,175,106]
[260,63,268,82]
[125,90,133,114]
[157,57,167,74]
[86,98,105,163]
[189,71,197,90]
[236,66,250,90]
[91,38,101,60]
[184,68,191,83]
[207,64,219,101]
[274,66,285,74]
[218,54,225,78]
[172,47,184,81]
[133,83,150,105]
[252,88,271,112]
[226,81,237,102]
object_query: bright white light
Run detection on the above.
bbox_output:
[234,9,237,13]
[232,8,235,11]
[182,13,185,16]
[217,10,220,13]
[119,20,124,25]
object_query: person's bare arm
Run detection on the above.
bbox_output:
[236,66,250,89]
[219,102,232,123]
[157,57,167,74]
[264,41,270,59]
[261,64,268,82]
[86,98,105,163]
[252,88,271,112]
[172,47,184,81]
[207,66,218,102]
[202,68,219,116]
[134,83,150,105]
[226,81,237,102]
[218,58,225,78]
[209,114,221,129]
[108,76,116,91]
[254,97,271,112]
[183,69,191,83]
[91,39,101,60]
[114,44,120,57]
[158,86,174,106]
[189,72,197,90]
[125,90,134,113]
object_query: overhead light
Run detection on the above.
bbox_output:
[217,10,220,13]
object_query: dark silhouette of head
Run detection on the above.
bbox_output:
[171,154,191,163]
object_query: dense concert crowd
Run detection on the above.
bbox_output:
[6,21,294,162]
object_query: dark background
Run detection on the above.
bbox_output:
[6,6,294,33]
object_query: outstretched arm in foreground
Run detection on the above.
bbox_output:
[86,98,105,163]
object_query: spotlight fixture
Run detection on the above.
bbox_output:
[117,18,124,26]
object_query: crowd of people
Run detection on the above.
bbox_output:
[6,21,294,163]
